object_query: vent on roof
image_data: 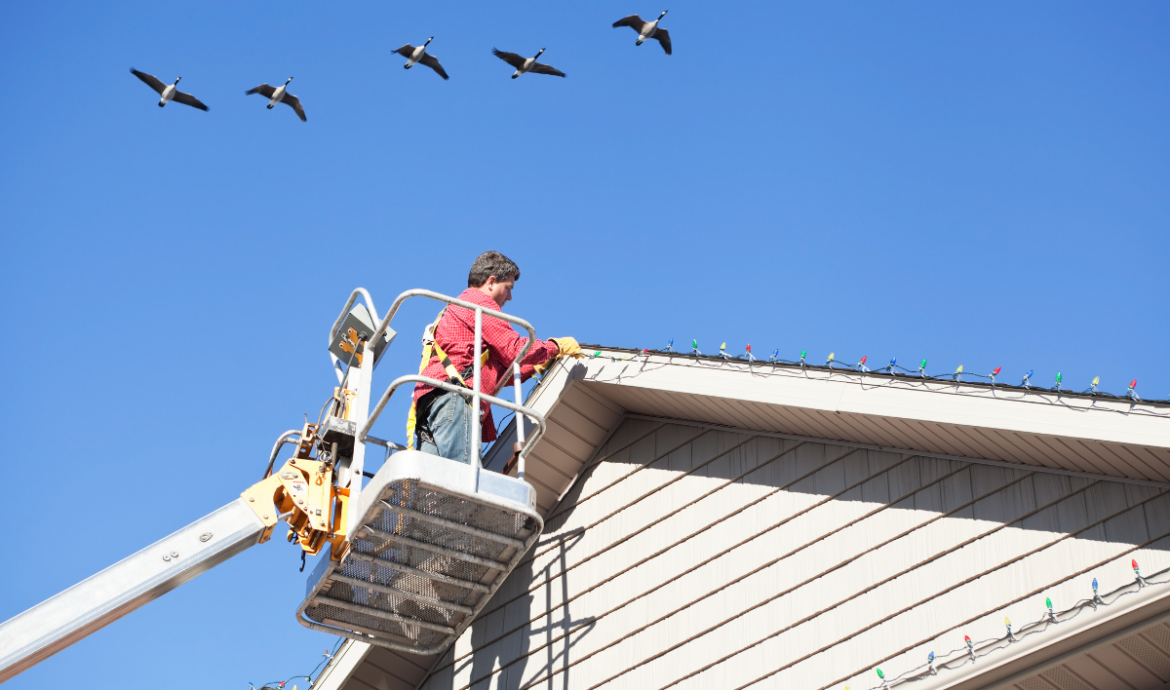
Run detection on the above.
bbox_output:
[297,450,542,654]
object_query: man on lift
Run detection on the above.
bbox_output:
[409,250,581,465]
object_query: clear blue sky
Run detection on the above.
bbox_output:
[2,2,1167,688]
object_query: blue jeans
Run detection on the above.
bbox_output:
[417,391,474,465]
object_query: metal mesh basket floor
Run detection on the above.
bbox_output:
[298,450,542,654]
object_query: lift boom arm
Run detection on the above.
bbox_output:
[0,499,266,683]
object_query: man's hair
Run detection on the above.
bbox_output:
[468,251,520,288]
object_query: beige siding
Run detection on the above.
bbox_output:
[416,418,1170,690]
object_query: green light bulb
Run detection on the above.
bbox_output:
[800,349,806,358]
[1055,372,1062,383]
[692,339,698,349]
[920,359,927,368]
[1045,596,1053,609]
[876,668,884,679]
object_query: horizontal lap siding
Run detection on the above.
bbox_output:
[417,419,1170,690]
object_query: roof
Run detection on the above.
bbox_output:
[316,345,1170,690]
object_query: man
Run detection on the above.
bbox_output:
[411,250,581,464]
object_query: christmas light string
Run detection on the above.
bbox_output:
[847,559,1170,690]
[249,637,345,690]
[574,343,1170,417]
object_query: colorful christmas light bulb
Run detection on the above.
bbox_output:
[876,669,884,679]
[964,634,973,648]
[770,348,779,361]
[1046,596,1053,611]
[827,352,835,363]
[992,367,1002,376]
[1092,577,1098,594]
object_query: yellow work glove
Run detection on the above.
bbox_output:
[549,337,583,358]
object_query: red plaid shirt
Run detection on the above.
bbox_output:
[412,288,559,442]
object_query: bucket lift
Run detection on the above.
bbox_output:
[0,288,547,680]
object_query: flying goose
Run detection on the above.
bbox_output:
[491,48,565,79]
[245,78,307,122]
[395,37,449,80]
[129,68,209,110]
[613,11,672,54]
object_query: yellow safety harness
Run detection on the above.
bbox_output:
[406,307,490,449]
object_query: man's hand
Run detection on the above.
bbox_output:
[549,337,583,358]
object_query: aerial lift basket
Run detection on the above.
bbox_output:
[299,288,549,654]
[298,450,542,653]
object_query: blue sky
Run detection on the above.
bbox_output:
[1,1,1168,688]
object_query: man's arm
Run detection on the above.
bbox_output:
[479,312,559,381]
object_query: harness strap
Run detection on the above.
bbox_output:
[406,306,490,449]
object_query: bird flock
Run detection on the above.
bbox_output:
[128,10,672,122]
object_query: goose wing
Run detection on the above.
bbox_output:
[612,15,647,32]
[394,44,415,58]
[130,68,166,94]
[530,62,566,77]
[492,48,526,69]
[282,93,307,122]
[245,83,277,98]
[172,91,210,111]
[419,54,449,80]
[653,28,672,55]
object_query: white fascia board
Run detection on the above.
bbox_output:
[310,640,371,690]
[576,353,1170,451]
[908,582,1170,690]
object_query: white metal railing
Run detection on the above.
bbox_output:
[360,375,547,473]
[328,288,546,497]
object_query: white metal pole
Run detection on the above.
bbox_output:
[513,362,526,479]
[344,342,372,539]
[471,307,483,469]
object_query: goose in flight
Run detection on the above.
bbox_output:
[129,68,209,110]
[613,11,672,54]
[492,48,565,79]
[395,37,449,80]
[245,78,307,122]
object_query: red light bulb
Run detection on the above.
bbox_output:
[860,356,867,365]
[992,367,1001,375]
[1130,379,1137,388]
[964,635,971,643]
[1133,559,1139,569]
[746,344,752,352]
